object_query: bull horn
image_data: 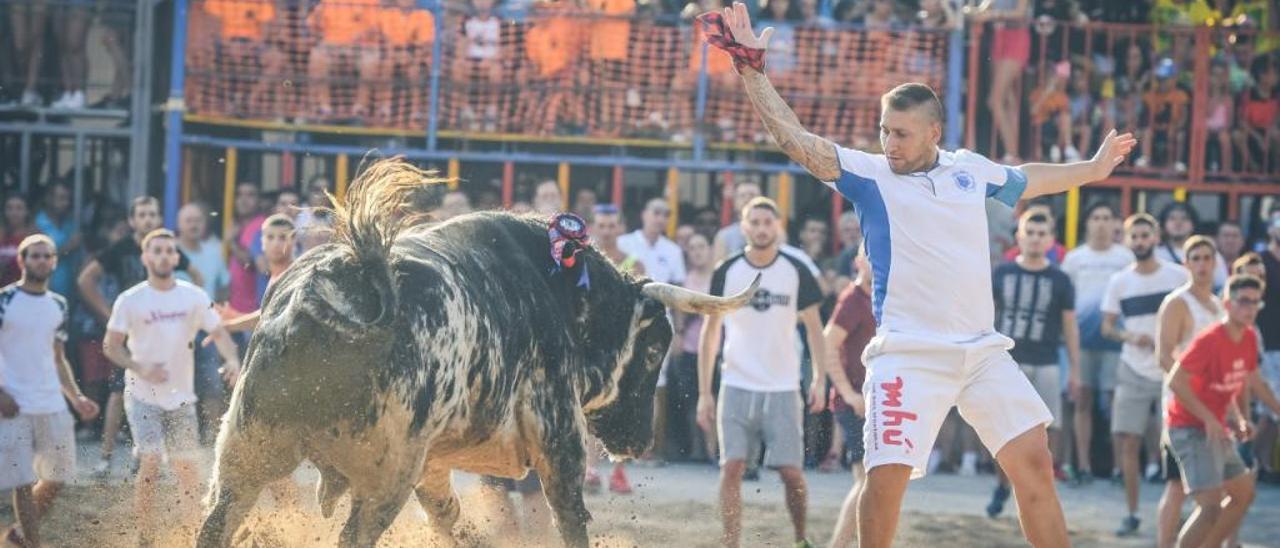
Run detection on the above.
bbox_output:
[642,273,761,315]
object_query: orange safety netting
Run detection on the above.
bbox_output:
[185,0,951,146]
[972,19,1280,180]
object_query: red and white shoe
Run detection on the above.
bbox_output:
[609,465,633,495]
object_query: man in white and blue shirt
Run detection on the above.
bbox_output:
[712,4,1139,544]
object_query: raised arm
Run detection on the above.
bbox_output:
[717,3,840,181]
[1020,129,1137,199]
[740,70,840,181]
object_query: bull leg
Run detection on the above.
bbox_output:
[414,462,460,544]
[338,487,415,548]
[317,464,351,518]
[535,431,592,548]
[197,423,303,548]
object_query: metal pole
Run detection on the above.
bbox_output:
[164,0,190,228]
[944,27,964,150]
[19,131,31,193]
[425,1,443,151]
[74,135,86,227]
[693,42,710,163]
[127,0,155,201]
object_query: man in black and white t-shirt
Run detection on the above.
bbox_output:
[0,235,99,547]
[103,229,239,547]
[697,197,829,548]
[1101,213,1188,536]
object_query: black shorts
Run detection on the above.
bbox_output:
[1162,442,1182,482]
[109,367,127,394]
[834,406,866,463]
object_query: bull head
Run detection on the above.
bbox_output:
[640,273,762,314]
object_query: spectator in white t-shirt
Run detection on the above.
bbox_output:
[619,198,686,285]
[1100,214,1188,537]
[697,197,828,548]
[0,235,99,547]
[103,229,241,546]
[1059,201,1133,483]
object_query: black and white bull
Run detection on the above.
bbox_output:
[196,161,757,548]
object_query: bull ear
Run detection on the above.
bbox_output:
[297,261,397,333]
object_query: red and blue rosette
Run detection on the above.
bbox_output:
[548,213,591,288]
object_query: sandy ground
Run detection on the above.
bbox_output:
[3,442,1279,547]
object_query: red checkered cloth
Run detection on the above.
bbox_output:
[696,11,766,73]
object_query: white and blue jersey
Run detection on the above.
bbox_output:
[826,146,1027,341]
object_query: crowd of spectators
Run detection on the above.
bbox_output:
[7,162,1280,494]
[1005,0,1279,176]
[0,0,135,109]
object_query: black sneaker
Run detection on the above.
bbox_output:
[743,467,760,481]
[1116,515,1140,536]
[1067,466,1094,487]
[986,484,1010,518]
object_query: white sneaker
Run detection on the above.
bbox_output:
[51,92,73,109]
[1144,462,1160,481]
[1174,161,1187,173]
[926,450,944,475]
[1134,157,1150,168]
[62,90,85,109]
[91,455,111,477]
[1064,145,1081,161]
[1049,145,1063,163]
[19,90,41,107]
[959,451,978,476]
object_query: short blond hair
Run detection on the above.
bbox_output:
[740,196,780,221]
[17,234,56,259]
[141,228,176,250]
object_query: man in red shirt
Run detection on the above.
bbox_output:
[823,254,874,547]
[1166,274,1280,548]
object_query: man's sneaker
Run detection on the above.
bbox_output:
[1145,462,1161,483]
[608,465,632,495]
[1053,464,1069,482]
[986,484,1011,518]
[1115,515,1140,536]
[1110,468,1123,487]
[59,90,85,109]
[743,467,760,481]
[1064,145,1082,161]
[91,455,112,477]
[794,539,816,548]
[19,90,40,107]
[1066,466,1093,487]
[959,452,978,477]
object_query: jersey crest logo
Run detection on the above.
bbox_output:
[748,288,791,312]
[953,171,976,192]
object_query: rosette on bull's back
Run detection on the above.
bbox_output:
[197,158,759,548]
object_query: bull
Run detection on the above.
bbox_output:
[196,160,757,548]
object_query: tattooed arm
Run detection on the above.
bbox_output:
[719,3,841,182]
[740,68,841,182]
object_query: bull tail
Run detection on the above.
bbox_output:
[327,157,447,265]
[309,158,450,328]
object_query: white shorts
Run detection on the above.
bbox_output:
[862,332,1053,479]
[0,412,77,490]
